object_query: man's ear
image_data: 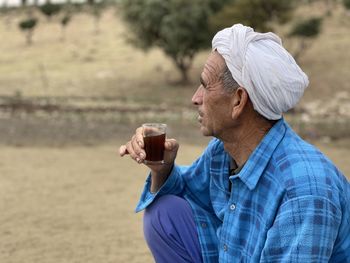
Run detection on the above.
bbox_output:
[231,87,249,120]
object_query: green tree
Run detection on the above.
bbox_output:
[89,1,107,34]
[210,0,295,33]
[58,1,76,41]
[18,17,38,45]
[289,17,323,61]
[344,0,350,9]
[120,0,228,84]
[39,3,62,21]
[60,13,71,41]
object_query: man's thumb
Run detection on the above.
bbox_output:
[165,139,179,152]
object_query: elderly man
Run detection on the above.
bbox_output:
[119,24,350,262]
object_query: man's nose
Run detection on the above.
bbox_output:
[192,86,203,106]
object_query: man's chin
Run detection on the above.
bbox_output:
[199,126,212,137]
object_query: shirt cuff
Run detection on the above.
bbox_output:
[134,165,180,213]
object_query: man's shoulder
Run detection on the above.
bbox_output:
[270,128,348,203]
[274,127,336,173]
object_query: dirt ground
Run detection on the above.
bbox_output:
[0,142,206,263]
[0,141,349,263]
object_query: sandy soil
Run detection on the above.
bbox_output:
[0,143,205,263]
[0,142,348,263]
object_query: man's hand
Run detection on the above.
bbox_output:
[119,127,179,191]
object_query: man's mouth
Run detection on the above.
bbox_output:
[197,112,203,123]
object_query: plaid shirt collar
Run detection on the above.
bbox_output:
[230,118,286,190]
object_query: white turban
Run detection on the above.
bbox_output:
[212,24,309,120]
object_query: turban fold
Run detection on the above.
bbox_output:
[212,24,309,120]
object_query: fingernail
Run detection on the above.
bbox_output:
[136,157,140,163]
[138,141,142,146]
[139,153,145,159]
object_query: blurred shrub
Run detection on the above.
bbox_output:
[19,17,37,29]
[60,13,72,41]
[290,17,322,37]
[39,3,62,20]
[210,0,295,33]
[89,1,108,34]
[289,17,323,61]
[18,17,38,45]
[61,14,71,26]
[343,0,350,9]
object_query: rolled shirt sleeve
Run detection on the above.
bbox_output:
[135,138,219,213]
[135,164,185,212]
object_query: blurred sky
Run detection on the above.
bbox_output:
[0,0,85,7]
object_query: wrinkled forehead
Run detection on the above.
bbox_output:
[202,51,226,80]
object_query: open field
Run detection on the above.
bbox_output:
[0,5,349,104]
[0,143,206,263]
[0,142,349,263]
[0,4,349,142]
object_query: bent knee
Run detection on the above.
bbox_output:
[144,195,189,219]
[143,195,192,231]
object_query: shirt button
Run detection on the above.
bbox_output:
[230,203,236,210]
[223,244,228,252]
[201,222,207,228]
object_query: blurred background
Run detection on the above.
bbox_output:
[0,0,349,262]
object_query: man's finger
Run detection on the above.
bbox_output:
[126,141,141,163]
[119,145,128,156]
[132,135,146,160]
[165,139,179,152]
[135,127,144,147]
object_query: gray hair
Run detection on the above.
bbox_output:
[221,65,240,93]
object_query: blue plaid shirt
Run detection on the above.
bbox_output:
[136,119,350,262]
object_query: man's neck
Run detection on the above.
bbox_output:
[222,120,274,167]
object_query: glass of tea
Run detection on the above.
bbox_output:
[142,123,167,165]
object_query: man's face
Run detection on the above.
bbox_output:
[192,52,234,138]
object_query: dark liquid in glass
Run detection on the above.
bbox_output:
[143,133,166,162]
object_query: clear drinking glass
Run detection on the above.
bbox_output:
[142,123,167,165]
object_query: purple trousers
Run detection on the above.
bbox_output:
[143,195,203,263]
